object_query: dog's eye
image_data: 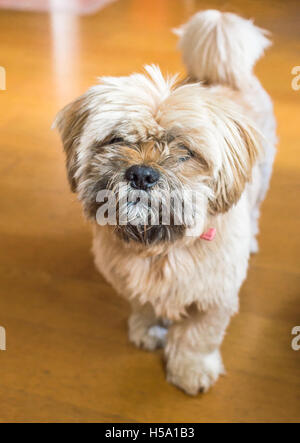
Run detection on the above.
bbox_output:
[108,137,124,145]
[178,146,194,162]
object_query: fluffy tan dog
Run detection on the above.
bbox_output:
[54,10,276,395]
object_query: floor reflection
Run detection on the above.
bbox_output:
[0,0,116,14]
[51,7,80,102]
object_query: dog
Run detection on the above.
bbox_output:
[54,10,276,395]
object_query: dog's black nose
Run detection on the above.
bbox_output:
[125,165,160,190]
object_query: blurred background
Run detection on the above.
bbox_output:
[0,0,299,423]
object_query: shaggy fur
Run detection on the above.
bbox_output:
[54,10,276,395]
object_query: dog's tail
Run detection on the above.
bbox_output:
[174,10,271,89]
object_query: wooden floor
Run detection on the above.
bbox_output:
[0,0,299,423]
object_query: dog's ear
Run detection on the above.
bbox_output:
[209,110,262,214]
[53,96,89,192]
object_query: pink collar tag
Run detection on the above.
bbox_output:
[200,228,216,241]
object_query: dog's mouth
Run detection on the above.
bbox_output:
[114,223,185,245]
[127,197,141,207]
[115,195,187,245]
[85,179,190,245]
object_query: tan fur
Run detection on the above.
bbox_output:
[54,11,276,395]
[54,97,90,192]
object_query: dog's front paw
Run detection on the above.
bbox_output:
[128,315,167,351]
[166,349,225,395]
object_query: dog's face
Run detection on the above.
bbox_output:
[55,66,260,246]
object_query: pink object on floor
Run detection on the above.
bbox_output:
[200,228,216,241]
[0,0,116,14]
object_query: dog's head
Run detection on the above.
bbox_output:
[54,65,261,246]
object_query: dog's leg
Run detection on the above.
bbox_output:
[128,300,168,351]
[165,305,232,395]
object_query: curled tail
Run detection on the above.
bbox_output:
[174,10,271,89]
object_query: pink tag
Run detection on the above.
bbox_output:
[200,228,216,241]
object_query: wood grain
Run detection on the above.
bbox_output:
[0,0,299,423]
